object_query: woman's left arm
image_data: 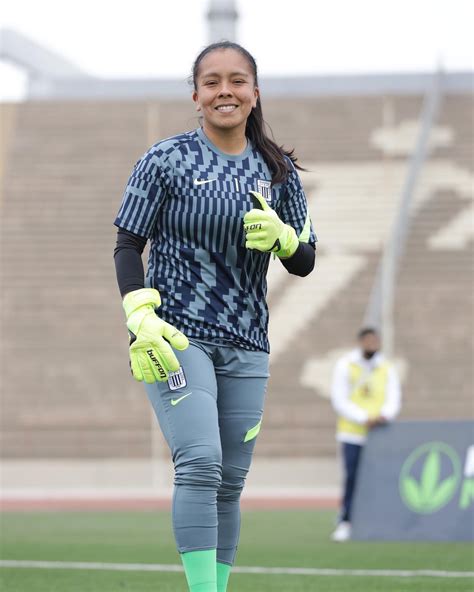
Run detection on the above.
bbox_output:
[280,241,316,277]
[276,162,317,276]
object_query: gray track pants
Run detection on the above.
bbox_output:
[144,338,269,565]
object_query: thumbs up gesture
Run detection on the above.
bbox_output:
[243,191,299,259]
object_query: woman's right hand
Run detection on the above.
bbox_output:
[123,288,189,383]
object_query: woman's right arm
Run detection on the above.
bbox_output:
[113,227,147,297]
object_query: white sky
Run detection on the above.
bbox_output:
[1,0,473,100]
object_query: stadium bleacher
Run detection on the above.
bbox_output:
[0,91,472,460]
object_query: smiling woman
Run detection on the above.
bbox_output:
[190,42,304,183]
[113,41,317,592]
[192,49,259,153]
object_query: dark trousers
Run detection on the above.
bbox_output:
[341,442,363,522]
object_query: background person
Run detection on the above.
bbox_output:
[330,327,401,542]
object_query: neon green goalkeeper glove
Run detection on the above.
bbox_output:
[243,191,299,258]
[123,288,189,383]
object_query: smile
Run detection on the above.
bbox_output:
[215,105,238,112]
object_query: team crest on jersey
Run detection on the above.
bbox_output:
[256,179,272,203]
[168,366,187,391]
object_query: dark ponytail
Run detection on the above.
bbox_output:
[191,41,305,185]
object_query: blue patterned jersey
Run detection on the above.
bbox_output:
[114,128,316,352]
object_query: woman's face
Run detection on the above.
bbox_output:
[193,48,259,136]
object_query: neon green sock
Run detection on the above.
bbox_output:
[216,561,232,592]
[181,550,217,592]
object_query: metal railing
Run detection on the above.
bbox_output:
[363,67,444,356]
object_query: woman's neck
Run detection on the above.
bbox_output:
[202,124,247,155]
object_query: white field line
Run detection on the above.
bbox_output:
[0,560,473,579]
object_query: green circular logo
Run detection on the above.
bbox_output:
[399,442,461,514]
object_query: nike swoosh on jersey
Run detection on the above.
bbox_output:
[170,392,192,406]
[194,178,218,186]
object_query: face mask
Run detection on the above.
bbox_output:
[363,350,377,360]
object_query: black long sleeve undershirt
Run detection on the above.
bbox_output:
[113,228,316,297]
[113,228,146,297]
[280,241,316,277]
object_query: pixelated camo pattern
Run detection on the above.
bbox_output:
[115,128,316,352]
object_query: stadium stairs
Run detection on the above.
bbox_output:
[0,95,472,466]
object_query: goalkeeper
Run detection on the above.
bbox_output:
[113,41,316,592]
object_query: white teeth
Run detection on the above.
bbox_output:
[217,105,237,112]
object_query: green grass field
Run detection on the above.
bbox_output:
[1,509,473,591]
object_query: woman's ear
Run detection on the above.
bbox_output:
[192,91,201,112]
[252,87,260,109]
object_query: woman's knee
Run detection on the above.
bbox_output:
[218,464,247,501]
[174,443,223,488]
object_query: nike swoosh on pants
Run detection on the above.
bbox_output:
[171,393,192,406]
